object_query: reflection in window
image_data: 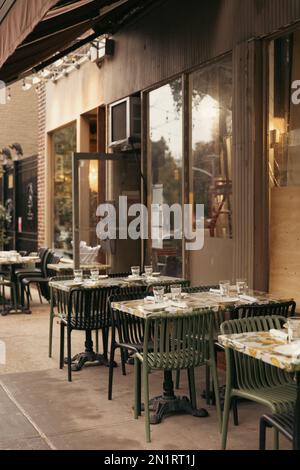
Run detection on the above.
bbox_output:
[190,57,233,238]
[269,32,300,187]
[52,124,76,254]
[149,78,183,277]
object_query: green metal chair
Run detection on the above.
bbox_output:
[108,290,149,400]
[175,285,219,395]
[59,285,117,382]
[133,308,222,443]
[49,275,77,358]
[220,315,297,450]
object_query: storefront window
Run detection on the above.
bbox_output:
[148,78,183,277]
[268,32,300,187]
[52,124,76,254]
[190,56,233,238]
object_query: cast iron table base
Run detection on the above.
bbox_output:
[146,371,209,425]
[64,330,116,372]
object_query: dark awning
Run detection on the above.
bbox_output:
[0,0,60,70]
[0,0,158,84]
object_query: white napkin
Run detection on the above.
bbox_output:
[274,342,300,358]
[210,288,221,295]
[170,301,188,309]
[140,302,169,312]
[145,296,155,302]
[269,329,288,342]
[239,294,258,303]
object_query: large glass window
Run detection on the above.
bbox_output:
[52,124,76,254]
[268,32,300,186]
[190,56,233,238]
[148,78,183,277]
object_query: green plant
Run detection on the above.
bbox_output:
[0,204,11,249]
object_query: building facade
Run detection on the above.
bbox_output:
[39,0,300,302]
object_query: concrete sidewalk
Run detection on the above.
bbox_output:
[0,298,291,450]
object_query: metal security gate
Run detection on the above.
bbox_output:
[1,155,38,253]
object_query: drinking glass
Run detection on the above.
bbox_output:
[144,266,153,277]
[131,266,140,277]
[287,317,300,343]
[236,279,247,295]
[153,286,165,303]
[90,269,99,281]
[171,285,182,301]
[74,269,83,282]
[219,280,230,297]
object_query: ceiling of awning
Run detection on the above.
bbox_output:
[0,0,60,71]
[0,0,158,84]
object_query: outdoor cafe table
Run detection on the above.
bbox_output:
[112,290,288,425]
[49,275,186,371]
[218,331,300,449]
[47,261,111,274]
[0,254,40,313]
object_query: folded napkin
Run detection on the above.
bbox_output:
[269,329,288,342]
[239,294,258,303]
[210,288,221,295]
[274,341,300,358]
[170,301,188,309]
[145,296,155,302]
[140,302,169,313]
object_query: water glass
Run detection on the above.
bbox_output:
[171,285,182,301]
[236,279,247,295]
[219,280,230,297]
[90,269,99,281]
[287,317,300,343]
[74,269,83,282]
[131,266,140,277]
[144,265,153,277]
[153,286,165,303]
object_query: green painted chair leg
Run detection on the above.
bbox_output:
[95,330,99,353]
[273,428,279,450]
[221,386,232,449]
[143,364,151,443]
[49,312,54,358]
[187,368,197,409]
[134,357,141,419]
[175,370,180,389]
[210,358,222,433]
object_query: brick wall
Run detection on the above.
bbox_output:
[37,84,46,248]
[0,81,38,157]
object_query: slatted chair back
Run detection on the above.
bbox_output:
[110,292,148,348]
[232,301,296,320]
[163,280,190,293]
[183,285,219,293]
[118,285,148,296]
[109,272,131,278]
[68,286,118,331]
[220,315,293,391]
[143,309,214,370]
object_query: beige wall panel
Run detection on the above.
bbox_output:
[269,187,300,304]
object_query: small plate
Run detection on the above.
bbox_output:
[142,302,169,312]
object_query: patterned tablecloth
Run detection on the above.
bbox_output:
[218,331,300,373]
[111,290,287,320]
[49,275,187,293]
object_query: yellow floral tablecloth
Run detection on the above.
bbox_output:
[218,331,300,373]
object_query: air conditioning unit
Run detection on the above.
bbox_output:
[108,96,141,150]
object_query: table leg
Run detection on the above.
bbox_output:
[294,372,300,450]
[65,330,116,372]
[149,370,209,425]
